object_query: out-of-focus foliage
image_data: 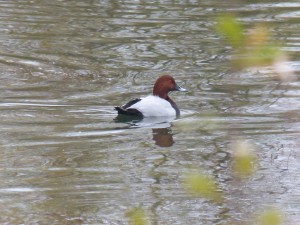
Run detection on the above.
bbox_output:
[124,13,290,225]
[240,25,280,67]
[174,116,219,132]
[126,207,149,225]
[216,14,295,81]
[257,208,283,225]
[216,14,244,48]
[231,140,257,178]
[216,14,280,67]
[183,170,221,202]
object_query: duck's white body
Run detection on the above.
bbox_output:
[127,95,176,117]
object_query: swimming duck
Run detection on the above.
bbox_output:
[115,75,186,117]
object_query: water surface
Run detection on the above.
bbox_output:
[0,0,300,224]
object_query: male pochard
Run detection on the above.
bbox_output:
[115,75,186,117]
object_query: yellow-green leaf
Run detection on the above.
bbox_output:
[183,171,221,201]
[258,208,283,225]
[126,208,149,225]
[231,140,257,178]
[216,14,244,48]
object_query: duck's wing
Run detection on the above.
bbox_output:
[121,98,142,109]
[114,98,143,117]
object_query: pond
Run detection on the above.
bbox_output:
[0,0,299,224]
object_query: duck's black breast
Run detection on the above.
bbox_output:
[166,97,180,117]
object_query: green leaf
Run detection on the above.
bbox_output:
[216,14,244,48]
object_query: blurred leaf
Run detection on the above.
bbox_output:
[174,117,219,132]
[273,53,296,81]
[217,14,290,73]
[247,25,269,47]
[233,45,281,68]
[126,208,149,225]
[216,14,244,48]
[258,208,283,225]
[231,140,257,178]
[183,171,221,202]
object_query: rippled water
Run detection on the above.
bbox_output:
[0,0,300,224]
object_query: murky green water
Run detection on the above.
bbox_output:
[0,0,300,224]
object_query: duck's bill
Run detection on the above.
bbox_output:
[175,83,187,92]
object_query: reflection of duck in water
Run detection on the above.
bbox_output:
[114,116,175,147]
[115,75,186,117]
[152,128,174,147]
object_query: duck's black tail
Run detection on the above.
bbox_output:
[114,106,128,115]
[114,98,143,117]
[114,106,143,117]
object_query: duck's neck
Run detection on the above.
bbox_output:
[153,88,167,99]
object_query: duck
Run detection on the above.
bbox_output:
[115,75,186,117]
